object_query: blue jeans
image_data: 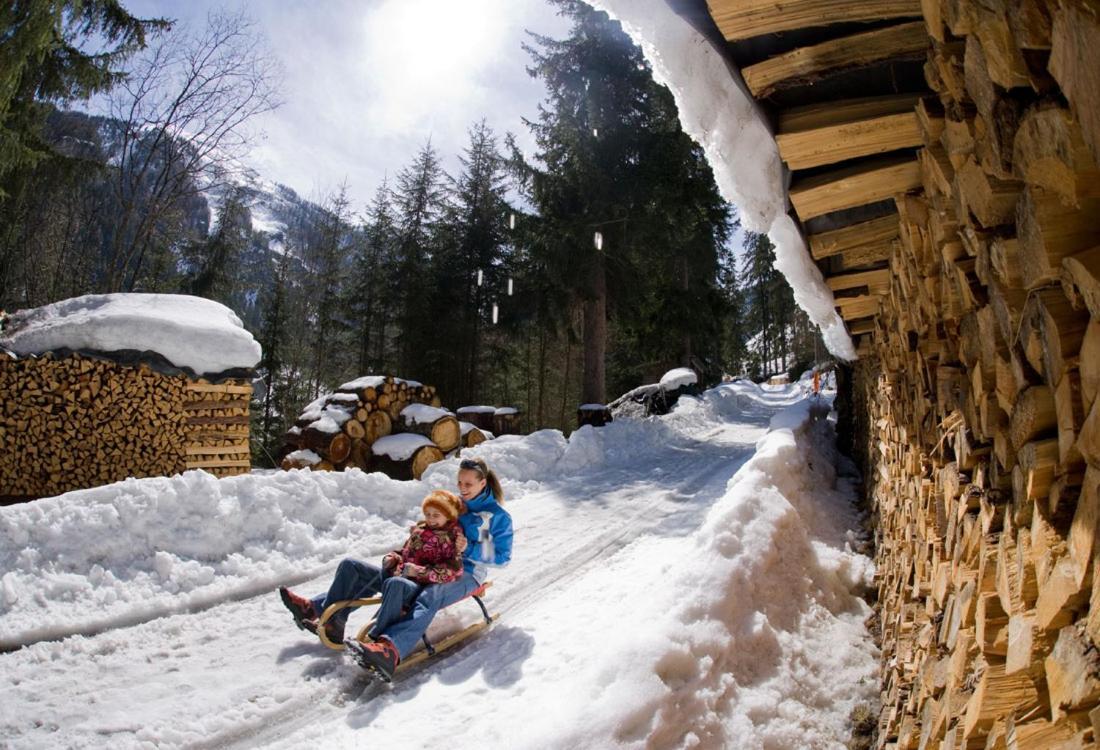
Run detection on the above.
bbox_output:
[378,571,480,659]
[310,558,421,633]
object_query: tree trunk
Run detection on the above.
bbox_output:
[582,258,607,405]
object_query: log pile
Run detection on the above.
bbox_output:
[279,376,497,479]
[0,353,252,500]
[860,1,1100,746]
[184,380,253,478]
[455,405,522,435]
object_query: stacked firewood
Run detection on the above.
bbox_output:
[0,353,253,499]
[863,2,1100,747]
[184,380,253,478]
[280,376,494,480]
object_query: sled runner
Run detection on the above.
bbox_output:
[316,581,497,674]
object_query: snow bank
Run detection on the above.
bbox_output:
[519,400,877,748]
[0,470,424,649]
[584,0,856,361]
[0,293,262,375]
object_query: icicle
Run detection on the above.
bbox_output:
[509,213,516,230]
[477,269,483,286]
[507,278,513,296]
[592,127,598,138]
[492,304,499,324]
[594,231,603,251]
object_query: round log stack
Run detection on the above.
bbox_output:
[279,375,504,479]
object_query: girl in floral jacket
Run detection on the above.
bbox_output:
[279,490,465,643]
[382,492,466,585]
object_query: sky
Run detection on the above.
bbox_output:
[116,0,571,212]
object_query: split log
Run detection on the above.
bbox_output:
[1017,187,1100,290]
[1046,625,1100,721]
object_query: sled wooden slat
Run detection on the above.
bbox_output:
[397,613,499,673]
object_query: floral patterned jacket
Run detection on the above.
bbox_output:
[384,520,465,585]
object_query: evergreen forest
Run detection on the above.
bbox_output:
[0,0,825,464]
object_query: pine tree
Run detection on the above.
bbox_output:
[0,1,167,194]
[306,184,352,393]
[391,140,445,381]
[184,186,250,302]
[522,1,733,402]
[347,178,395,375]
[431,120,511,404]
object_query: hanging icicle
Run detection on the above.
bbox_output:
[594,231,603,251]
[492,303,499,325]
[477,269,483,286]
[507,278,513,296]
[509,213,516,230]
[592,127,598,138]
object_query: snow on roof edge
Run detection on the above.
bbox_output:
[584,0,857,361]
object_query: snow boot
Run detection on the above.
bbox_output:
[345,637,400,682]
[279,587,316,631]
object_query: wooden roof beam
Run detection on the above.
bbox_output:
[777,94,924,170]
[706,0,922,43]
[742,21,930,98]
[809,213,900,260]
[826,267,892,294]
[836,295,882,320]
[790,154,922,220]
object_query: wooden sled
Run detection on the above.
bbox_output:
[316,581,497,673]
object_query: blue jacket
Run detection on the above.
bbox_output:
[459,488,513,582]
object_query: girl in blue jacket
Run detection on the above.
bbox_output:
[347,456,513,680]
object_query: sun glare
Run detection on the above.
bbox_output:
[362,0,507,130]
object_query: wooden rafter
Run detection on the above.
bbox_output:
[777,94,924,170]
[826,267,892,294]
[706,0,922,43]
[742,21,930,98]
[809,213,900,260]
[790,155,922,220]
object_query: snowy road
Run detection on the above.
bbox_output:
[0,382,878,749]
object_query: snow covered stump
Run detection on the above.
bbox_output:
[0,294,261,500]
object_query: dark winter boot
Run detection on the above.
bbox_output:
[345,637,400,682]
[320,617,345,645]
[279,587,316,631]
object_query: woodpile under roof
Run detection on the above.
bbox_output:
[688,0,1100,746]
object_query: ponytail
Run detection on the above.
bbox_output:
[485,469,504,505]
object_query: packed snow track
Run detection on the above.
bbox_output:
[0,380,878,749]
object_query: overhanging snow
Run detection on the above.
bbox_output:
[584,0,858,361]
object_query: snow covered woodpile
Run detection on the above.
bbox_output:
[280,376,495,479]
[592,0,1100,746]
[606,367,700,421]
[455,405,522,435]
[0,294,260,499]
